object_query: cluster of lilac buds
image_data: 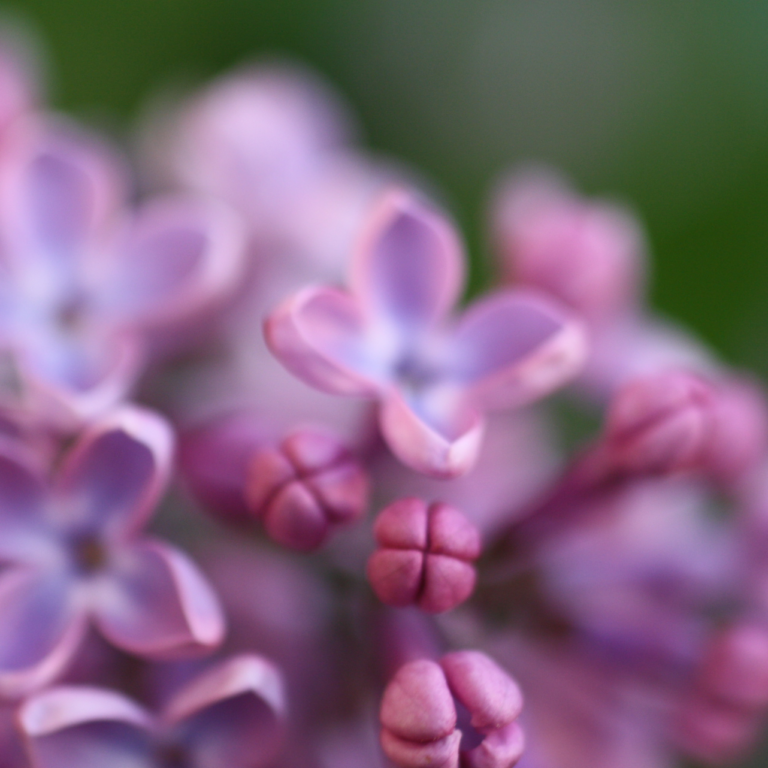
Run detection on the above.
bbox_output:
[0,28,766,768]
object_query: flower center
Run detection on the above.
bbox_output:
[71,533,108,573]
[54,293,89,335]
[156,743,191,768]
[394,354,440,394]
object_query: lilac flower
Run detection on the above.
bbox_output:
[18,654,285,768]
[0,406,224,698]
[265,189,587,477]
[142,63,386,277]
[0,119,245,427]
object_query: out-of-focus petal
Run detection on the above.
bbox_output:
[0,119,124,277]
[450,291,587,411]
[0,567,86,698]
[51,406,173,537]
[163,654,286,768]
[19,686,154,768]
[93,540,224,658]
[104,197,245,327]
[0,440,47,562]
[379,389,485,478]
[265,286,384,396]
[17,329,143,428]
[350,189,464,334]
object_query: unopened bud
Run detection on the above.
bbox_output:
[605,370,714,476]
[380,652,524,768]
[367,499,481,614]
[705,379,768,486]
[246,428,369,551]
[179,412,267,524]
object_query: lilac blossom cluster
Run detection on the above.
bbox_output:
[0,35,764,768]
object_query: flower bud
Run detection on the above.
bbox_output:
[673,622,768,765]
[493,171,644,324]
[246,427,369,551]
[604,370,714,476]
[704,378,768,486]
[367,498,481,614]
[380,652,524,768]
[179,412,267,524]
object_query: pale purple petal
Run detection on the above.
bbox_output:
[93,540,225,658]
[379,389,485,478]
[19,686,154,768]
[0,441,47,561]
[449,290,587,411]
[265,286,384,396]
[0,120,124,274]
[163,655,286,768]
[51,406,173,537]
[17,329,143,427]
[0,567,86,698]
[104,197,245,327]
[350,189,464,333]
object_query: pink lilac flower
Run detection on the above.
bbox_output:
[18,653,285,768]
[0,118,245,428]
[265,188,587,477]
[0,405,224,698]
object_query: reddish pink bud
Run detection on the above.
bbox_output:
[674,693,761,766]
[367,499,481,613]
[697,623,768,710]
[179,412,268,524]
[705,379,768,486]
[604,370,714,476]
[246,428,369,551]
[379,652,524,768]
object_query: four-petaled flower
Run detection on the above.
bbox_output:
[265,189,587,477]
[0,406,224,698]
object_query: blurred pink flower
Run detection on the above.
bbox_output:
[0,406,224,698]
[266,188,586,477]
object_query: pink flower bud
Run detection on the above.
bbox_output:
[696,623,768,710]
[673,622,768,765]
[379,652,524,768]
[493,171,644,324]
[246,428,369,551]
[604,370,714,476]
[179,412,267,524]
[704,379,768,486]
[367,498,481,613]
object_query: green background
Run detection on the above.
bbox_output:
[6,0,768,764]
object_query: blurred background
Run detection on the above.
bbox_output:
[4,0,768,763]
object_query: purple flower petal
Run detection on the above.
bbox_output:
[162,654,286,768]
[265,286,384,396]
[350,189,464,334]
[93,540,225,658]
[450,290,587,411]
[104,197,245,328]
[0,441,47,561]
[379,388,485,478]
[51,406,173,537]
[19,686,154,768]
[0,567,86,698]
[0,120,125,274]
[17,330,143,427]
